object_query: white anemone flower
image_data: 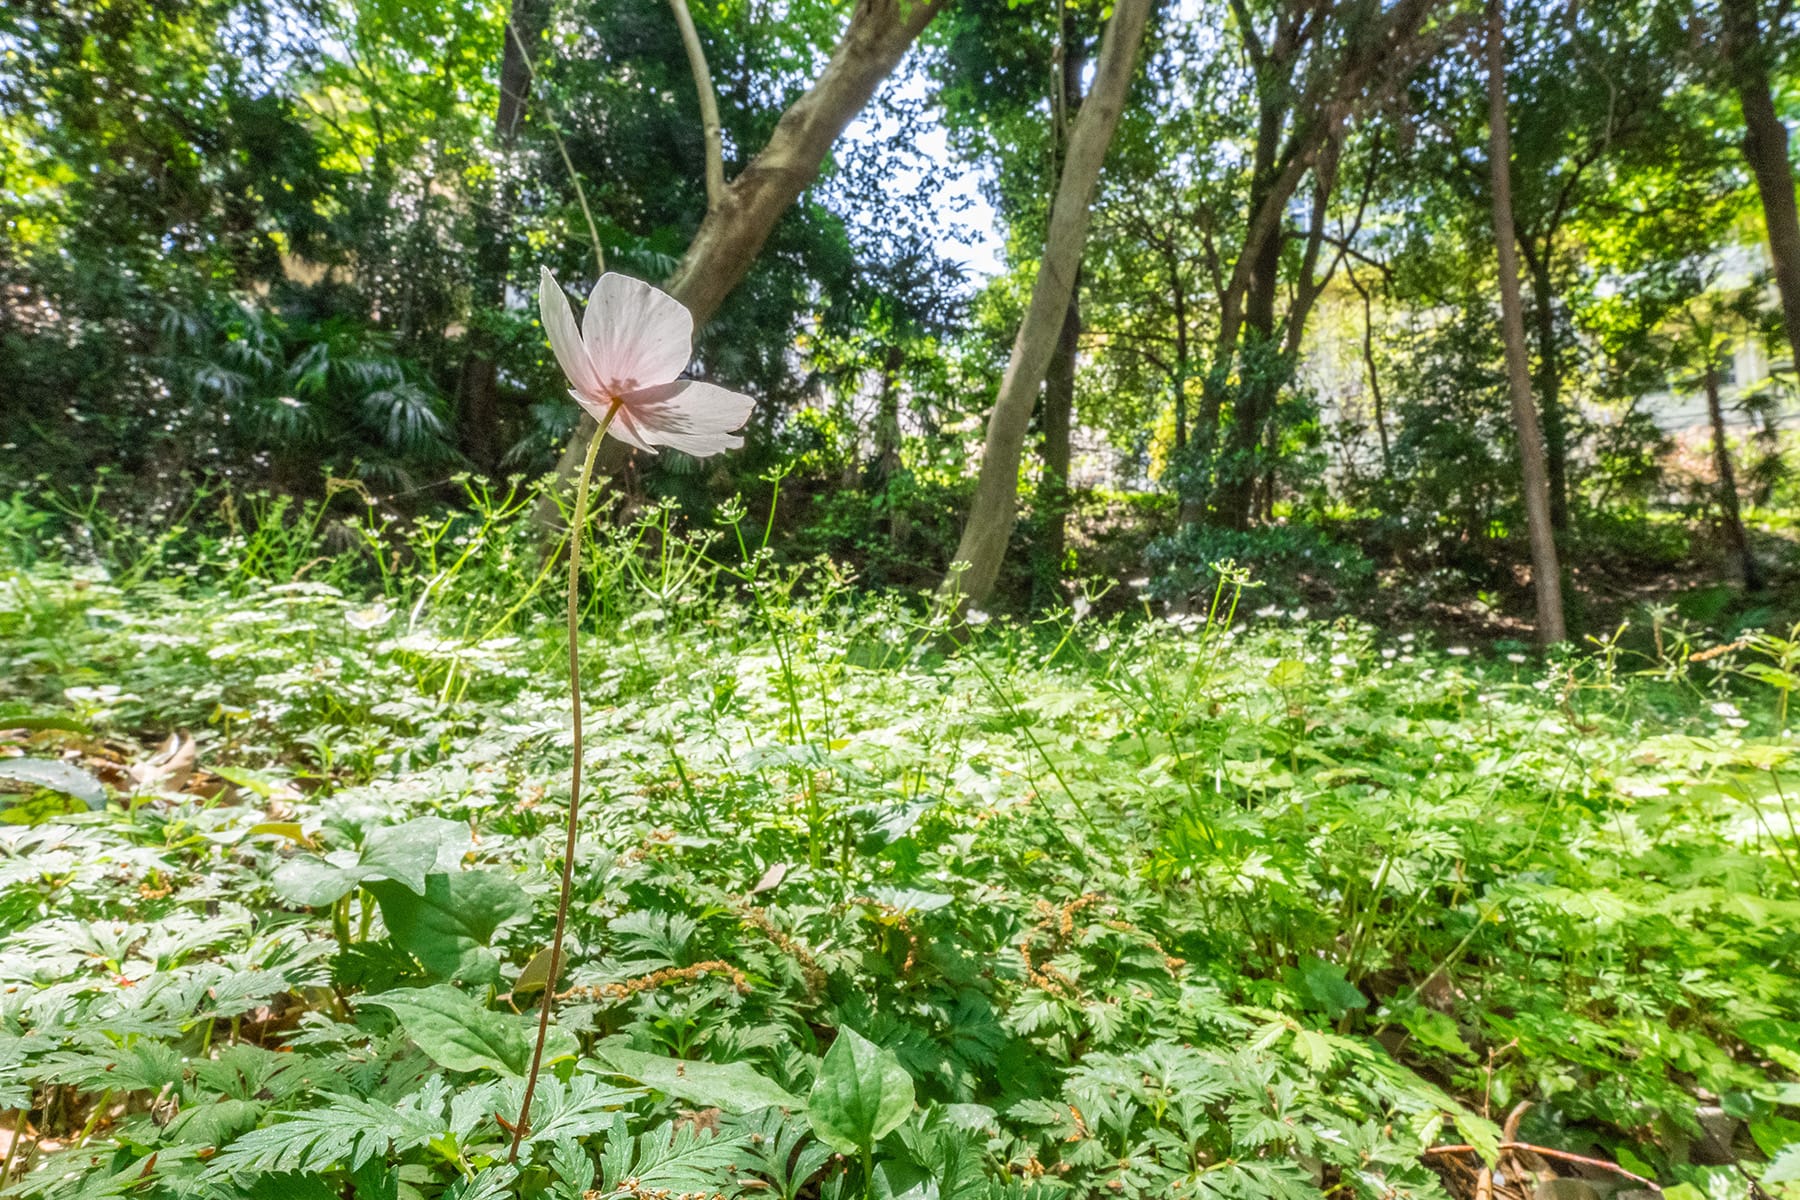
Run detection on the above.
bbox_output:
[538,267,754,457]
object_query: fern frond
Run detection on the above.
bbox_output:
[202,1093,446,1178]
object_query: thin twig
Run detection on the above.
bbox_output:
[508,397,623,1163]
[1424,1144,1661,1189]
[507,18,605,278]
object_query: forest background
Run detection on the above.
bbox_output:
[7,0,1800,1198]
[9,0,1800,639]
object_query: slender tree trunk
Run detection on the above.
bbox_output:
[455,0,547,472]
[668,0,726,212]
[1036,282,1080,594]
[1522,247,1570,530]
[1036,6,1088,597]
[1487,0,1566,645]
[1210,95,1289,530]
[1705,362,1764,591]
[869,342,905,488]
[1171,259,1190,454]
[1723,0,1800,373]
[1346,263,1391,474]
[939,0,1155,612]
[537,0,945,521]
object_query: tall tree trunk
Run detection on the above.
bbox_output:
[537,0,946,521]
[939,0,1155,613]
[1035,5,1089,597]
[1170,256,1190,454]
[1705,362,1764,591]
[668,0,726,212]
[1346,262,1391,474]
[1723,0,1800,373]
[1521,245,1570,530]
[869,342,905,488]
[455,0,547,473]
[1487,0,1566,645]
[1036,282,1080,596]
[1208,88,1290,530]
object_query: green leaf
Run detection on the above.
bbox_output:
[0,758,106,810]
[273,816,467,907]
[368,869,530,984]
[807,1027,915,1157]
[1765,1145,1800,1186]
[1295,958,1366,1020]
[1268,658,1306,688]
[0,713,89,734]
[593,1041,802,1112]
[361,984,530,1076]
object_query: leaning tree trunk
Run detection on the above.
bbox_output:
[1487,0,1566,646]
[455,0,548,472]
[1705,362,1764,592]
[1034,5,1090,596]
[536,0,946,524]
[1723,0,1800,374]
[939,0,1155,613]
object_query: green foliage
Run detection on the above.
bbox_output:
[2,495,1798,1198]
[1147,522,1374,610]
[807,1027,917,1159]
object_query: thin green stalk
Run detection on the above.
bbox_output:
[510,398,622,1163]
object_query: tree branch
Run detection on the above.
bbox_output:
[667,0,727,212]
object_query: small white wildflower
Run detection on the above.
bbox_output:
[1448,646,1470,657]
[965,609,990,627]
[345,603,395,632]
[1507,652,1527,664]
[1710,701,1741,719]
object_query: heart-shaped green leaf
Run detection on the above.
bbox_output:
[368,869,529,984]
[806,1027,914,1157]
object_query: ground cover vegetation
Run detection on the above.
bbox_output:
[8,0,1800,1193]
[1,492,1799,1199]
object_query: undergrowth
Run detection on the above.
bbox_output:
[0,485,1797,1200]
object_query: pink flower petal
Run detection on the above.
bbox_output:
[605,406,658,454]
[539,268,603,397]
[567,389,619,429]
[581,273,693,393]
[619,379,755,458]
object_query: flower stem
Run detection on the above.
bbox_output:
[509,399,621,1164]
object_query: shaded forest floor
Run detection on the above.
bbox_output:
[1,499,1797,1199]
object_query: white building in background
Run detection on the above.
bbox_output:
[1296,240,1799,484]
[1635,335,1792,434]
[1630,242,1797,435]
